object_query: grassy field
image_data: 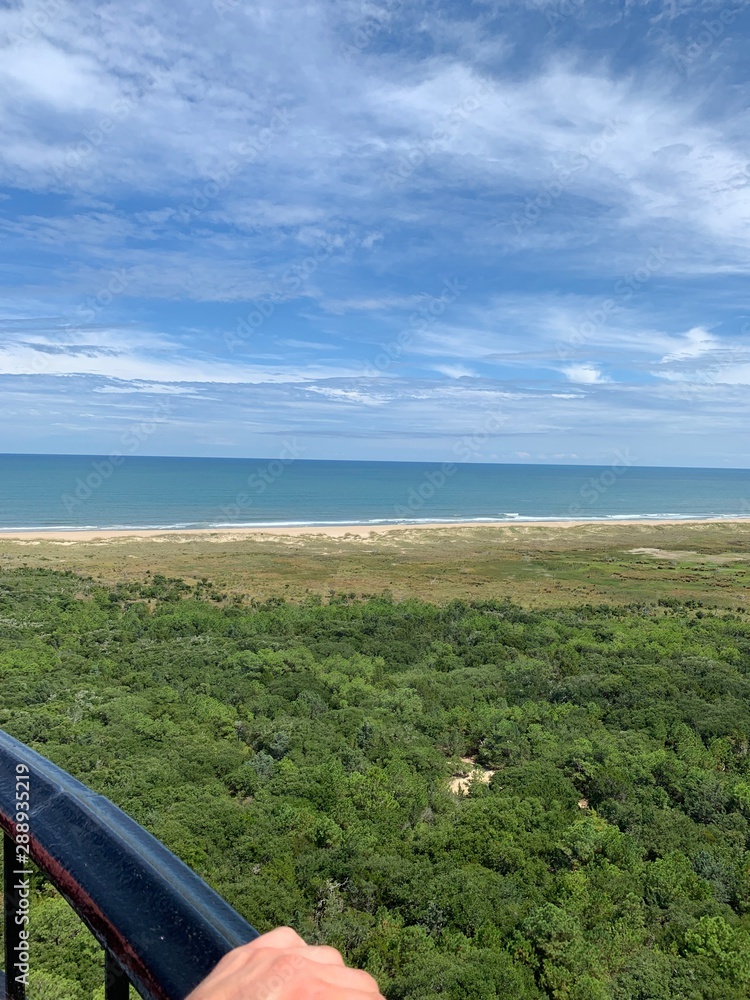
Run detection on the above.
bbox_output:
[1,520,749,609]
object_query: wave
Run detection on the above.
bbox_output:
[2,512,749,532]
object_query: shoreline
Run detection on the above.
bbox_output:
[1,517,749,542]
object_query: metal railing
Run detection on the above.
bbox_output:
[0,730,258,1000]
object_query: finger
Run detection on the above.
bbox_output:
[234,941,347,974]
[214,928,307,972]
[324,990,385,1000]
[212,944,347,989]
[188,931,307,990]
[286,963,382,992]
[293,944,346,967]
[248,927,307,951]
[331,967,382,993]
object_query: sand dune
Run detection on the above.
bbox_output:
[0,517,748,543]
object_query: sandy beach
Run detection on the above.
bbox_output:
[1,517,747,609]
[0,517,748,542]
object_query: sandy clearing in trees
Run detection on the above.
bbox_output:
[448,756,496,795]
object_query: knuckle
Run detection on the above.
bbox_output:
[264,925,304,946]
[216,943,248,968]
[269,953,296,977]
[313,944,345,963]
[350,968,381,989]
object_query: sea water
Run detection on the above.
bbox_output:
[0,454,748,530]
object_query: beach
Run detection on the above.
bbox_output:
[1,518,748,610]
[1,516,749,542]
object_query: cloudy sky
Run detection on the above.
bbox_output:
[1,0,749,466]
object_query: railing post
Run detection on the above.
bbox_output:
[3,832,26,1000]
[105,949,129,1000]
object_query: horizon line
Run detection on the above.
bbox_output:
[0,453,749,472]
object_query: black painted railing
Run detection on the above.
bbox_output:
[0,731,258,1000]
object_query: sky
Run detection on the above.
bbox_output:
[1,0,749,467]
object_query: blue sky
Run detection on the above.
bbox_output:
[1,0,749,466]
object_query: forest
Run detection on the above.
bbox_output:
[1,565,749,999]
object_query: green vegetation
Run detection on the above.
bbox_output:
[1,519,749,609]
[2,565,750,999]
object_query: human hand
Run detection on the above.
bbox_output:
[185,926,384,1000]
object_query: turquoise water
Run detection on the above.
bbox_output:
[0,455,748,530]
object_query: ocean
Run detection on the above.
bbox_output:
[0,454,748,531]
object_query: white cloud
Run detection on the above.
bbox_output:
[0,332,363,384]
[714,364,750,385]
[433,364,478,378]
[1,1,750,464]
[0,41,116,111]
[321,295,424,315]
[563,364,611,384]
[92,382,205,396]
[658,326,719,362]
